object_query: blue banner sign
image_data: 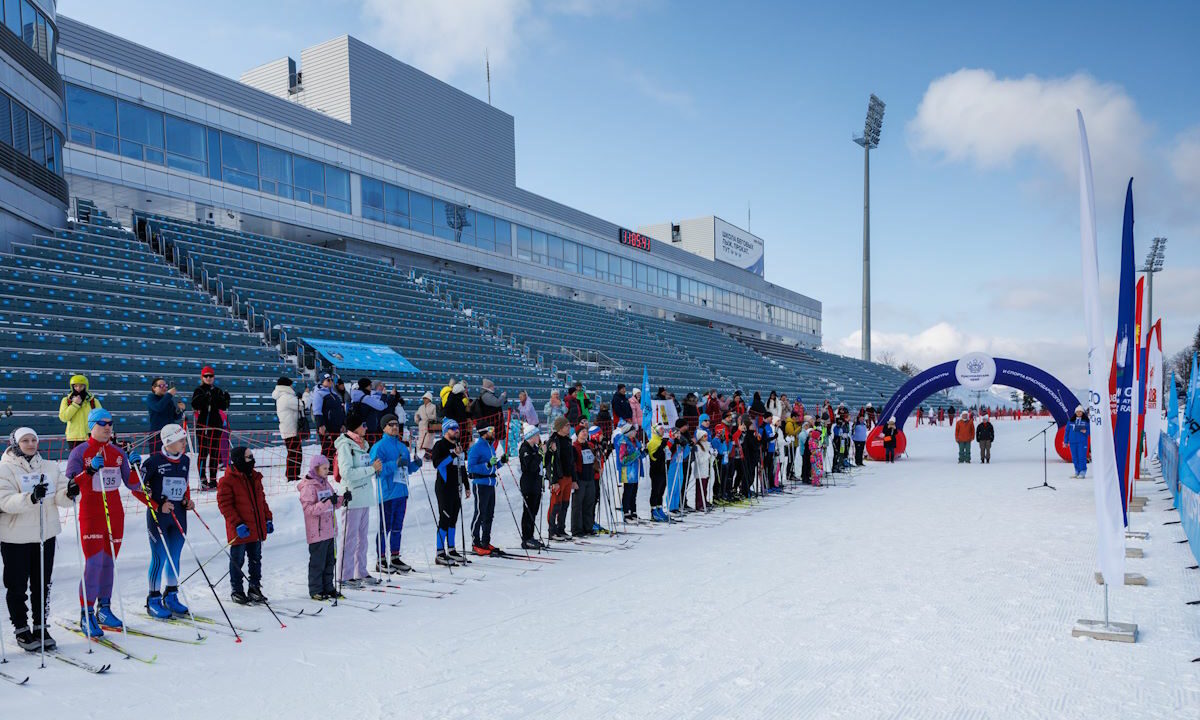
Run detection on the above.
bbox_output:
[303,338,421,374]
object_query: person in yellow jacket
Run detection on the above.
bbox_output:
[58,374,102,448]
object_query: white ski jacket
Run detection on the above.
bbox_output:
[0,450,72,544]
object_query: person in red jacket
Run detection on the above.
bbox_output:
[64,408,144,636]
[216,447,273,605]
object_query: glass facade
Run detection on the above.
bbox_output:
[62,83,817,338]
[0,86,63,177]
[1,0,55,66]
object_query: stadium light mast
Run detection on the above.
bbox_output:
[1140,237,1166,329]
[853,94,885,363]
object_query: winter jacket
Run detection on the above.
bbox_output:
[443,391,470,424]
[273,385,305,440]
[517,398,539,426]
[954,419,975,443]
[631,400,643,430]
[351,388,390,435]
[144,391,183,433]
[574,439,600,483]
[475,387,507,421]
[0,449,72,543]
[58,376,102,442]
[852,422,868,443]
[370,434,422,502]
[216,465,272,545]
[647,431,668,477]
[415,401,438,453]
[766,399,782,419]
[882,425,898,449]
[297,472,343,544]
[544,399,566,426]
[519,441,543,489]
[191,383,230,428]
[976,421,995,443]
[694,441,713,479]
[704,397,722,421]
[546,432,575,480]
[335,432,377,509]
[564,395,583,425]
[1066,417,1089,446]
[612,392,633,423]
[140,451,191,533]
[313,386,346,434]
[466,436,500,486]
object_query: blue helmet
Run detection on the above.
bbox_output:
[441,418,460,436]
[87,408,113,431]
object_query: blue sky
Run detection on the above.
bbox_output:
[60,0,1200,385]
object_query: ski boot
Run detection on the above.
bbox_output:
[247,587,269,604]
[230,590,250,605]
[446,548,469,564]
[651,508,668,523]
[15,626,39,650]
[389,556,413,573]
[488,544,507,557]
[146,591,172,620]
[435,551,458,567]
[32,625,55,651]
[375,560,394,574]
[360,575,382,586]
[520,539,542,551]
[79,607,104,638]
[472,544,492,556]
[163,587,189,616]
[95,600,123,630]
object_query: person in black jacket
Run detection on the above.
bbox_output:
[740,415,761,497]
[443,382,470,425]
[544,416,576,540]
[517,424,545,550]
[976,413,995,463]
[192,365,230,490]
[611,384,632,425]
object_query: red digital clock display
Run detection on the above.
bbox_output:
[618,228,652,252]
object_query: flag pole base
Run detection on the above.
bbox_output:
[1094,571,1146,586]
[1125,530,1149,540]
[1072,619,1137,643]
[1125,547,1144,559]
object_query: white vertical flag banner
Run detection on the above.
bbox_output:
[1077,110,1126,586]
[1145,320,1163,460]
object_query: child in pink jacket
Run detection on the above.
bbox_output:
[297,455,345,599]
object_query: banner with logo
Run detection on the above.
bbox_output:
[1076,112,1126,586]
[1108,180,1136,521]
[1168,372,1180,440]
[1177,353,1200,567]
[302,338,421,374]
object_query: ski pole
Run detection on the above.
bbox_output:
[502,461,546,548]
[496,471,531,559]
[96,463,128,638]
[37,483,46,668]
[173,513,242,642]
[71,502,94,654]
[415,464,452,574]
[406,464,439,584]
[179,542,233,586]
[132,471,203,640]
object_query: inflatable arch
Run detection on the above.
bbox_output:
[866,353,1081,462]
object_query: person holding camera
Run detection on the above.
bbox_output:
[145,377,186,453]
[58,374,102,449]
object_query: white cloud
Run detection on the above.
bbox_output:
[834,322,1089,387]
[359,0,532,82]
[1170,126,1200,195]
[627,69,693,112]
[908,69,1149,196]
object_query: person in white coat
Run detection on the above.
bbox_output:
[0,427,74,651]
[273,377,308,483]
[691,429,714,510]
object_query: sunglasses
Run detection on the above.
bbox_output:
[202,374,215,379]
[386,422,400,427]
[94,420,113,427]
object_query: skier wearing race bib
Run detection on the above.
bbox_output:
[431,418,469,566]
[467,424,505,556]
[614,423,642,521]
[64,408,144,637]
[139,423,194,619]
[571,425,602,536]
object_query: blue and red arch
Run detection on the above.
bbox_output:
[866,357,1081,462]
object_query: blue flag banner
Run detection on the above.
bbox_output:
[641,366,652,437]
[1175,354,1200,567]
[1161,432,1180,502]
[1111,180,1137,524]
[303,338,421,374]
[1167,372,1180,440]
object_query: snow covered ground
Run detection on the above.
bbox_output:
[4,419,1199,718]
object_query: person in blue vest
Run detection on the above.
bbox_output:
[1065,405,1090,478]
[467,425,506,556]
[369,413,423,573]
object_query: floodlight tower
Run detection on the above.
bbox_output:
[1140,237,1166,329]
[853,94,885,363]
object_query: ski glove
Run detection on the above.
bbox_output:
[266,520,274,535]
[66,479,80,500]
[87,455,105,473]
[127,449,143,467]
[343,490,353,504]
[30,480,48,503]
[235,523,250,539]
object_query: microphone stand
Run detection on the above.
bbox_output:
[1027,420,1057,491]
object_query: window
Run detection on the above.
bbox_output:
[432,199,460,241]
[360,176,384,222]
[118,101,164,163]
[0,94,9,147]
[325,166,350,213]
[531,230,547,263]
[27,113,42,165]
[293,155,323,204]
[409,192,433,235]
[19,1,32,46]
[581,245,596,278]
[562,238,578,272]
[474,213,495,246]
[258,145,292,199]
[45,127,60,174]
[384,184,408,227]
[10,102,26,155]
[547,234,563,268]
[621,258,633,288]
[636,263,648,291]
[66,85,119,154]
[494,219,511,255]
[206,128,221,180]
[3,0,18,36]
[220,132,258,189]
[515,225,532,261]
[164,115,206,175]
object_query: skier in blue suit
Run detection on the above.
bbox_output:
[1065,406,1090,478]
